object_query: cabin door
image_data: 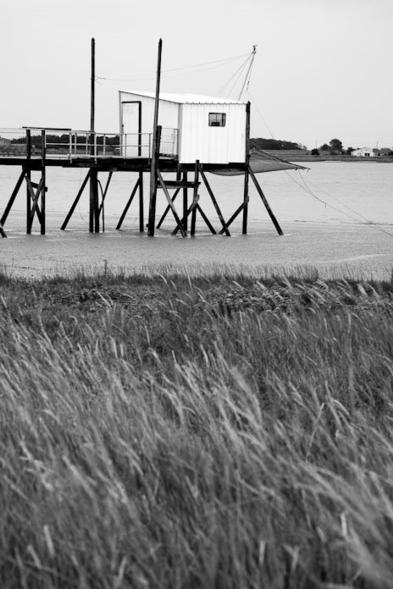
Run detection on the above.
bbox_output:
[121,101,142,157]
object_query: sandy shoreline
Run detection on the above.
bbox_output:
[1,216,392,280]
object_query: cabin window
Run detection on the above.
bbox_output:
[208,113,226,127]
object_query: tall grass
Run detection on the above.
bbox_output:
[1,270,393,588]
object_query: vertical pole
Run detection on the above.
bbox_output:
[139,171,144,232]
[182,170,188,232]
[90,37,95,140]
[89,37,99,233]
[148,38,162,237]
[26,129,32,234]
[191,160,199,236]
[242,101,251,235]
[41,130,46,235]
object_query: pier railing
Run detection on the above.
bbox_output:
[0,127,178,159]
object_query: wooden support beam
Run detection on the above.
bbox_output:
[97,171,113,232]
[26,176,44,233]
[139,171,144,232]
[26,129,32,234]
[61,170,91,230]
[190,161,199,236]
[249,167,283,235]
[41,130,46,235]
[157,169,186,237]
[147,38,163,237]
[0,170,25,227]
[182,170,188,232]
[156,186,181,229]
[199,166,230,236]
[116,177,140,230]
[196,204,216,234]
[172,199,198,235]
[219,200,248,234]
[242,101,251,235]
[89,169,100,233]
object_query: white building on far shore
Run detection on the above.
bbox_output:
[352,147,374,157]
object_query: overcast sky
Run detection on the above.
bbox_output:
[1,0,392,148]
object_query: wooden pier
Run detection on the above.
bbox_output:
[0,38,294,239]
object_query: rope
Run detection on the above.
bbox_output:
[97,52,250,84]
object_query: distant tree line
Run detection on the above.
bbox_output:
[311,138,354,156]
[11,134,120,146]
[250,138,304,151]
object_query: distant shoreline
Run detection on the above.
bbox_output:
[261,150,393,163]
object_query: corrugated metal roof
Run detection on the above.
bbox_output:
[119,90,246,105]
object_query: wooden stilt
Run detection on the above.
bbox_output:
[190,161,199,236]
[26,177,45,233]
[139,171,144,232]
[0,170,25,227]
[89,38,99,234]
[89,168,100,233]
[26,130,32,234]
[97,171,113,232]
[196,204,216,234]
[61,170,91,230]
[242,101,251,235]
[156,186,181,229]
[0,223,6,238]
[40,130,46,235]
[182,170,188,232]
[116,176,140,230]
[199,166,230,236]
[156,169,186,237]
[219,201,247,234]
[249,167,283,235]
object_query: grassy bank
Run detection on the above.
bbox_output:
[1,269,393,588]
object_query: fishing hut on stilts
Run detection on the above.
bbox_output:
[0,39,304,238]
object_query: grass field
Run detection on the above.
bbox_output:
[1,268,393,588]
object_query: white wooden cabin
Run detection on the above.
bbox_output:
[118,91,248,164]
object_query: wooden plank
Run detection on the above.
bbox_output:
[249,167,283,235]
[158,180,199,189]
[199,166,230,236]
[61,170,90,230]
[157,169,186,237]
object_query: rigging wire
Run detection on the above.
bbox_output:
[238,45,257,100]
[97,52,250,83]
[247,92,393,239]
[226,59,253,99]
[217,54,253,97]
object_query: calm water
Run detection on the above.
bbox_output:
[0,161,392,232]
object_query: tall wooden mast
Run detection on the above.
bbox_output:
[147,38,163,237]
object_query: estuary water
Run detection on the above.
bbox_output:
[0,161,392,279]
